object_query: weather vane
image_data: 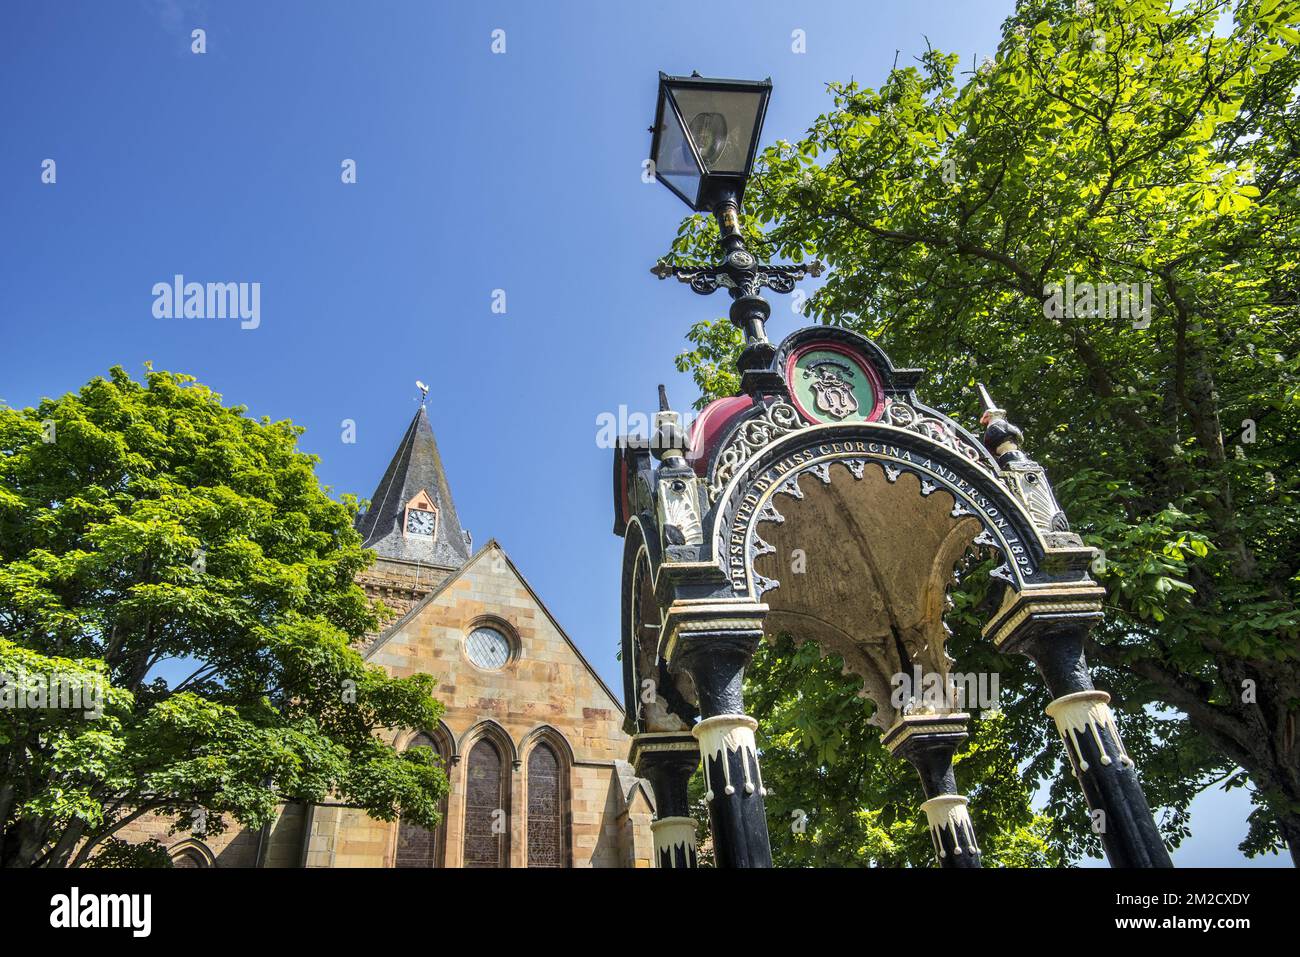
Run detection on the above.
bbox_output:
[416,380,429,406]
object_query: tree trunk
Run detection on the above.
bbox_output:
[1280,817,1300,867]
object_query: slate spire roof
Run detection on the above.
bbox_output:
[356,406,471,568]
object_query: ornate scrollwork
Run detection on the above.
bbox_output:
[1002,463,1071,533]
[757,269,800,295]
[651,260,824,299]
[657,476,705,548]
[707,401,807,502]
[882,397,984,465]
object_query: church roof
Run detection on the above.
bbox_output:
[363,540,625,715]
[355,406,471,568]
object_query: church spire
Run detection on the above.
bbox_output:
[356,405,471,568]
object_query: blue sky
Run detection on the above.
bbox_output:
[0,0,1280,866]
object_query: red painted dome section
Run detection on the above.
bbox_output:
[686,395,756,477]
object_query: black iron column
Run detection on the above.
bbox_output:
[665,610,773,868]
[989,601,1172,868]
[979,390,1172,868]
[630,732,700,868]
[883,713,982,867]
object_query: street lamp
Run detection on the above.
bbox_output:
[650,73,772,212]
[648,73,821,394]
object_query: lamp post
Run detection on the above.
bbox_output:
[641,72,819,868]
[649,72,822,396]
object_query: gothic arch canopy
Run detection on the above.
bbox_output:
[613,325,1100,729]
[711,424,1052,727]
[709,421,1050,599]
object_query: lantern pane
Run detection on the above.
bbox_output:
[653,95,703,208]
[669,86,767,175]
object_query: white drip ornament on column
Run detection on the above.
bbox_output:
[692,714,766,800]
[1045,690,1134,772]
[651,816,697,867]
[919,794,979,860]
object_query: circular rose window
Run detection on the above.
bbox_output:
[465,625,511,670]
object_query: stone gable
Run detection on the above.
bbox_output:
[303,540,646,868]
[366,541,624,761]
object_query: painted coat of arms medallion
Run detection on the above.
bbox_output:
[786,343,883,424]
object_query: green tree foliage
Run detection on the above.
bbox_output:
[0,367,447,867]
[670,0,1300,863]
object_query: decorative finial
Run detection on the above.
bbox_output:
[653,384,685,462]
[976,382,1005,426]
[416,380,429,406]
[976,382,1025,462]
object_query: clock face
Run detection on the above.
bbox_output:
[405,508,435,536]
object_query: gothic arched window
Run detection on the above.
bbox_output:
[463,737,508,867]
[394,732,447,868]
[526,742,567,867]
[167,839,214,869]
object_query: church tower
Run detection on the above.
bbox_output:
[354,406,472,627]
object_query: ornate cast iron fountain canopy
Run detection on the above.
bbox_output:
[615,73,1172,871]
